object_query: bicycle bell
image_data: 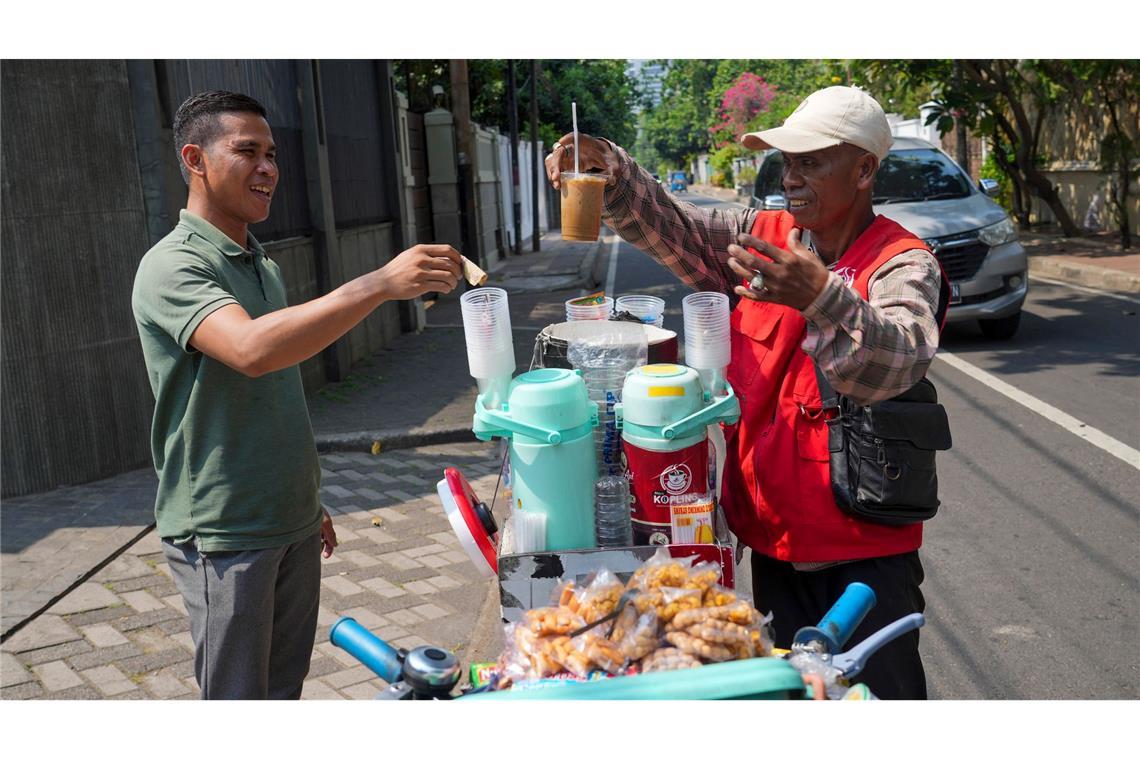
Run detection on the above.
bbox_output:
[402,645,461,699]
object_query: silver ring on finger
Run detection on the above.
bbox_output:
[749,272,766,292]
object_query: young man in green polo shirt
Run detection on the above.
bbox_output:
[132,91,462,699]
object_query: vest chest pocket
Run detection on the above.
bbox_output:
[728,302,783,399]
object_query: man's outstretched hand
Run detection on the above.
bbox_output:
[544,132,621,190]
[727,229,830,311]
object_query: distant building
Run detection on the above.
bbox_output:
[628,59,665,113]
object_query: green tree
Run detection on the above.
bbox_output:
[862,59,1082,235]
[526,59,638,148]
[641,60,842,170]
[642,59,719,169]
[393,60,637,151]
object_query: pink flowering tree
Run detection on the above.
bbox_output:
[711,72,777,149]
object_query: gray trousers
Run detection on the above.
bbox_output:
[162,532,321,699]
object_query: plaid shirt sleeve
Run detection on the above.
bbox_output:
[599,141,940,406]
[800,250,943,406]
[601,141,756,294]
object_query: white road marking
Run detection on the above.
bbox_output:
[1029,274,1140,306]
[605,233,621,297]
[936,349,1140,471]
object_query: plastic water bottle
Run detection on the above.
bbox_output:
[594,475,633,548]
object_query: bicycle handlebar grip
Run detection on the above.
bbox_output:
[330,617,402,683]
[818,582,877,651]
[793,582,877,654]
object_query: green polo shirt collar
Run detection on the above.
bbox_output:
[178,210,265,258]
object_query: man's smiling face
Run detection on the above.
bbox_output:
[199,112,278,226]
[780,143,875,231]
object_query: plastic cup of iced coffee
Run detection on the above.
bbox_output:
[560,173,609,242]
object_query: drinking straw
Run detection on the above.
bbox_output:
[572,101,580,176]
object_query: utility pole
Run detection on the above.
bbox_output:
[530,60,540,251]
[952,60,970,177]
[507,60,522,257]
[450,59,478,268]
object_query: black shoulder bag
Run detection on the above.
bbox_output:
[815,364,953,525]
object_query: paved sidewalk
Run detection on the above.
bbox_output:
[1,442,504,699]
[0,229,601,699]
[1022,230,1140,293]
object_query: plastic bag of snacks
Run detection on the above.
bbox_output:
[493,548,777,689]
[559,569,625,625]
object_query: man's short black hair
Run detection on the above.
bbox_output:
[173,90,268,184]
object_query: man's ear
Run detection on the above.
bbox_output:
[181,144,207,180]
[855,152,878,191]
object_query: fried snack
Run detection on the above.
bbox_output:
[512,625,560,678]
[581,635,625,674]
[658,586,703,623]
[677,600,760,627]
[631,588,664,615]
[664,631,735,663]
[668,606,714,630]
[670,601,756,630]
[617,611,661,661]
[461,255,488,286]
[547,635,592,678]
[525,606,583,636]
[702,584,737,607]
[684,619,754,647]
[641,647,702,672]
[557,582,578,609]
[682,564,721,594]
[574,572,624,624]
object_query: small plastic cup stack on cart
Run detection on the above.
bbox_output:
[616,294,666,328]
[565,295,614,321]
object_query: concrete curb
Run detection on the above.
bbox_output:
[314,425,477,454]
[1028,254,1140,294]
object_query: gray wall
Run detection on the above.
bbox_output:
[1,60,157,496]
[2,60,413,497]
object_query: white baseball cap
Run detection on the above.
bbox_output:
[741,86,893,160]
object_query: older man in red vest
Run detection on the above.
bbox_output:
[546,86,949,699]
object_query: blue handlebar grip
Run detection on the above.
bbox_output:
[817,582,876,651]
[329,617,402,683]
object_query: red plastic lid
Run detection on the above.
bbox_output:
[437,467,497,577]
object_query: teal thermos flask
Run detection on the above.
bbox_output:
[473,368,599,551]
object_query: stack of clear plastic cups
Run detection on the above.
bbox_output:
[682,291,731,396]
[616,294,666,328]
[565,296,614,321]
[594,475,633,548]
[460,287,515,411]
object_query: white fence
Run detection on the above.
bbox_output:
[496,134,548,250]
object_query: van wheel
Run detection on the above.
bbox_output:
[978,311,1021,340]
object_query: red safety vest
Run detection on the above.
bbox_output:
[722,210,944,562]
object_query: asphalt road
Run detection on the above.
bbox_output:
[598,191,1140,699]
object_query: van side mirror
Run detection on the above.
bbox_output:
[763,194,787,210]
[979,178,1000,198]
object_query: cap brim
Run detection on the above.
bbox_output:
[741,126,843,154]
